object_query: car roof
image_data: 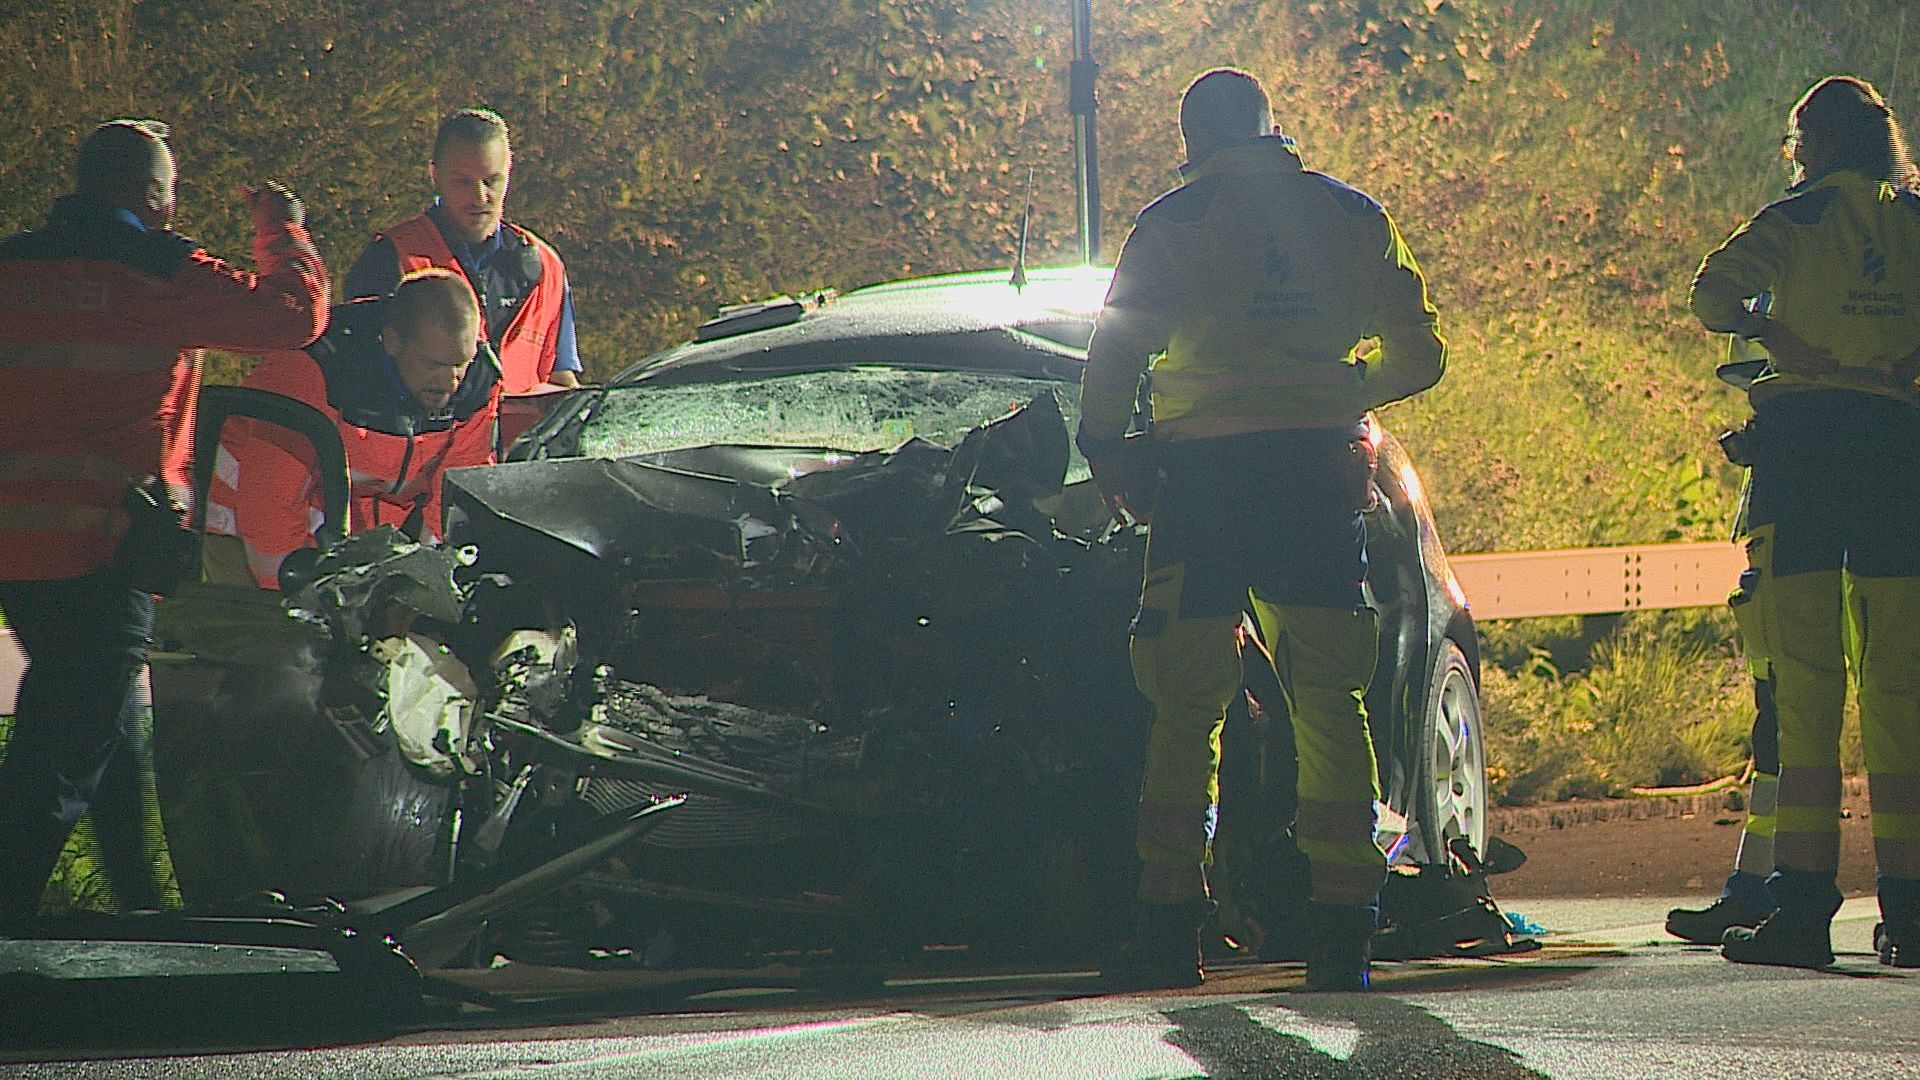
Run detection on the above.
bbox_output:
[615,267,1114,386]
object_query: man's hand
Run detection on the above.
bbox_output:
[1757,320,1838,378]
[1080,433,1158,526]
[242,180,306,230]
[1760,321,1920,401]
[1084,449,1135,524]
[1892,344,1920,390]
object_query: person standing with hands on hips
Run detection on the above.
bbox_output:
[1691,75,1920,970]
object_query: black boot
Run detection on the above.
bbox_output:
[1876,875,1920,969]
[1666,889,1771,945]
[1304,901,1378,992]
[1102,898,1217,990]
[1721,869,1839,969]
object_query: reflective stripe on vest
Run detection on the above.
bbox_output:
[1152,363,1365,397]
[1149,359,1375,437]
[379,214,566,394]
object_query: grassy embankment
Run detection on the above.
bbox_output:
[1,1,1911,804]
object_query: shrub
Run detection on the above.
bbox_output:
[1482,609,1752,804]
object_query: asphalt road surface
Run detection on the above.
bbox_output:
[4,894,1915,1079]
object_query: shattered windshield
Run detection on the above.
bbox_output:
[580,368,1084,458]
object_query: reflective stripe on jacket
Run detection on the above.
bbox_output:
[0,197,328,580]
[1080,137,1445,442]
[1692,170,1920,403]
[380,213,567,395]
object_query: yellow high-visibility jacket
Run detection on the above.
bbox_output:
[1080,137,1445,443]
[1692,170,1920,403]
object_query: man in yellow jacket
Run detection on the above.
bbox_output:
[1079,68,1445,990]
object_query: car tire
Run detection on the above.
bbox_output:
[338,748,457,895]
[1410,638,1487,866]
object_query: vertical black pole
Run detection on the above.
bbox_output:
[1069,0,1101,265]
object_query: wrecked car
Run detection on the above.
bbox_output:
[145,267,1494,972]
[447,266,1491,962]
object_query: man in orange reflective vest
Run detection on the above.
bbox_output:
[0,119,328,924]
[344,108,580,395]
[206,270,499,590]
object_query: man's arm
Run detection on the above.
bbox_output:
[1080,222,1179,447]
[1691,208,1787,336]
[1078,220,1180,522]
[1691,207,1841,376]
[12,184,331,352]
[1355,208,1446,410]
[547,283,582,387]
[418,391,500,542]
[165,182,329,351]
[209,351,333,588]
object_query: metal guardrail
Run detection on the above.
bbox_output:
[1449,541,1746,621]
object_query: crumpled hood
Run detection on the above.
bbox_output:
[442,390,1078,590]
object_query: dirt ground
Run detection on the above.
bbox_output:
[1487,780,1878,901]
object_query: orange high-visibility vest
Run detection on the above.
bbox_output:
[206,332,499,589]
[379,213,567,395]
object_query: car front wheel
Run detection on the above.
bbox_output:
[1412,638,1487,865]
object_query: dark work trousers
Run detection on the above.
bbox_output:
[0,568,159,922]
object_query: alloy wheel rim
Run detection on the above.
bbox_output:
[1429,658,1486,859]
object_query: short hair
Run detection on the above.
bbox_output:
[432,108,510,162]
[1792,75,1917,186]
[1180,69,1272,149]
[76,119,171,203]
[386,268,480,342]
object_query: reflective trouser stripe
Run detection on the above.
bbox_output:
[1134,797,1221,868]
[1852,577,1920,876]
[1771,570,1849,873]
[1871,776,1920,877]
[1296,797,1385,905]
[1875,837,1920,878]
[1775,767,1843,872]
[1129,562,1241,871]
[1292,798,1378,845]
[1873,813,1920,878]
[1734,771,1780,879]
[1251,598,1384,905]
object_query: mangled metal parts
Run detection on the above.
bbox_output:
[287,526,471,637]
[282,528,488,776]
[371,632,482,778]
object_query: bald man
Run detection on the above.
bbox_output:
[0,119,328,923]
